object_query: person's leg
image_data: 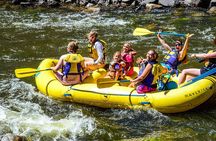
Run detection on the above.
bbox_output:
[84,57,94,70]
[178,68,200,84]
[81,71,90,81]
[62,75,80,86]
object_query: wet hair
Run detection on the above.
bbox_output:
[67,40,79,53]
[113,51,121,58]
[148,49,158,60]
[88,30,98,38]
[123,42,133,50]
[175,40,183,46]
[121,42,134,54]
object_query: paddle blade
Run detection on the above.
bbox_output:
[133,28,155,36]
[97,78,130,88]
[97,78,117,88]
[15,68,37,78]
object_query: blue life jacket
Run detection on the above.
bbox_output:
[62,54,84,82]
[138,60,157,87]
[163,49,187,75]
[201,51,216,73]
[163,49,179,70]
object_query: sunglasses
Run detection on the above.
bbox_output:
[176,43,182,46]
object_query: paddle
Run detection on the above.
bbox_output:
[133,28,186,37]
[97,78,130,88]
[180,67,216,87]
[15,68,51,78]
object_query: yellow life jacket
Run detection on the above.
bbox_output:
[205,50,214,67]
[63,53,84,74]
[152,63,166,84]
[87,39,107,61]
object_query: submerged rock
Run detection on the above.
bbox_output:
[207,6,216,14]
[159,0,179,7]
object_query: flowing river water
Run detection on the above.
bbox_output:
[0,7,216,141]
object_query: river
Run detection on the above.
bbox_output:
[0,7,216,141]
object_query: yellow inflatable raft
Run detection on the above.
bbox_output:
[35,59,216,113]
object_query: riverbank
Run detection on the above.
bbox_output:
[1,0,216,14]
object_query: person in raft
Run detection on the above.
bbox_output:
[106,51,126,81]
[129,49,163,93]
[84,30,107,71]
[51,40,89,86]
[120,42,137,76]
[157,32,194,75]
[178,38,216,85]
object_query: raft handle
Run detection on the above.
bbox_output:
[64,93,72,97]
[140,101,151,105]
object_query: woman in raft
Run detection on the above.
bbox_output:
[51,40,89,85]
[129,49,164,93]
[178,38,216,85]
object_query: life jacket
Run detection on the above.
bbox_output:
[204,50,216,66]
[163,49,179,69]
[152,63,165,84]
[202,50,216,72]
[157,73,178,91]
[87,39,107,63]
[163,49,187,75]
[121,52,134,73]
[108,61,124,80]
[138,60,163,87]
[109,61,123,72]
[62,53,85,82]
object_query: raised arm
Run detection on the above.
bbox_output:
[157,33,172,51]
[129,48,137,56]
[179,34,194,61]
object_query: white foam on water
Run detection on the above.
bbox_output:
[0,10,129,30]
[0,79,96,140]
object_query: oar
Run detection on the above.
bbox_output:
[15,68,51,78]
[180,67,216,87]
[133,28,186,37]
[97,78,130,88]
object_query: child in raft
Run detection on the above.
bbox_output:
[121,42,137,76]
[106,51,126,81]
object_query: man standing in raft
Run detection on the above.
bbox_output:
[85,30,107,71]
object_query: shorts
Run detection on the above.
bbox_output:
[201,65,216,74]
[136,84,156,94]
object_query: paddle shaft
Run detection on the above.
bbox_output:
[18,68,52,74]
[155,32,186,37]
[98,79,130,84]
